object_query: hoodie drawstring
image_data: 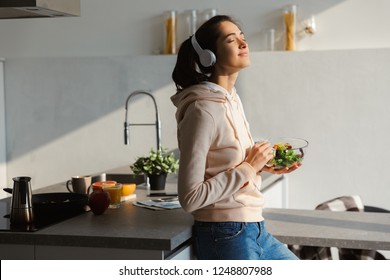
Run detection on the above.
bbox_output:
[223,93,246,161]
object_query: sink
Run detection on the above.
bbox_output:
[91,173,145,185]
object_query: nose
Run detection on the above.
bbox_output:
[239,38,247,49]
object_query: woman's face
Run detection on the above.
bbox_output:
[214,21,250,73]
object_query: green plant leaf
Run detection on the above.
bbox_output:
[129,146,179,175]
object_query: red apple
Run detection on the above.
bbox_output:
[88,189,110,215]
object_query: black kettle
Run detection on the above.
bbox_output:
[8,177,34,225]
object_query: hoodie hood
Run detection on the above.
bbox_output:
[171,82,253,157]
[171,82,228,122]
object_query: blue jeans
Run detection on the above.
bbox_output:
[193,221,299,260]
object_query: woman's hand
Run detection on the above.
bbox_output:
[245,141,274,173]
[262,162,302,174]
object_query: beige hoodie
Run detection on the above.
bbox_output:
[171,82,265,222]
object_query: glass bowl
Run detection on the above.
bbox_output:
[266,137,309,169]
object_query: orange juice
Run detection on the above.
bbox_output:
[92,181,116,191]
[103,183,122,208]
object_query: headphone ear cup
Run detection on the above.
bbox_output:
[199,49,216,67]
[191,34,216,67]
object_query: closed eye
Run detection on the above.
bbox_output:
[227,37,246,44]
[225,31,246,44]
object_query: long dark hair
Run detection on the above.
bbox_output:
[172,15,240,91]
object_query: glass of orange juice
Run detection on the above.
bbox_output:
[102,183,122,208]
[90,181,116,192]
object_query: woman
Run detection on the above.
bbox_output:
[171,15,300,260]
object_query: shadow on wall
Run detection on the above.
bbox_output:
[4,55,176,162]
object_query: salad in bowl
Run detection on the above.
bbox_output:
[266,137,309,170]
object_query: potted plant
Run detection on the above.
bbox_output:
[130,147,179,190]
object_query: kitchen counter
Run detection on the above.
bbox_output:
[0,182,194,259]
[0,168,283,260]
[2,167,389,259]
[264,208,390,251]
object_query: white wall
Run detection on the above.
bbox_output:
[2,50,390,211]
[0,60,6,188]
[299,0,390,50]
[1,0,390,209]
[238,50,390,210]
[1,0,390,57]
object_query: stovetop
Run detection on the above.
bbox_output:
[0,198,79,232]
[0,199,37,232]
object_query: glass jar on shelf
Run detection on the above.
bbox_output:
[163,10,177,54]
[266,28,275,51]
[185,9,198,37]
[284,5,297,51]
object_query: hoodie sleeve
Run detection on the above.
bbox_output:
[177,101,257,213]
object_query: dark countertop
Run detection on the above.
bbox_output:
[0,182,193,251]
[0,167,282,252]
[3,168,387,253]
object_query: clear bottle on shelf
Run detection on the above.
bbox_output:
[185,9,198,37]
[266,28,275,51]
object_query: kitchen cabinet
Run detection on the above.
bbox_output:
[0,244,34,260]
[32,243,193,260]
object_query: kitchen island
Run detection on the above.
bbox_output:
[0,169,284,260]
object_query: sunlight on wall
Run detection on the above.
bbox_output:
[1,82,178,200]
[299,0,390,50]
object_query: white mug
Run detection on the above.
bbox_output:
[66,176,92,194]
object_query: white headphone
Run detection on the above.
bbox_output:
[191,34,216,67]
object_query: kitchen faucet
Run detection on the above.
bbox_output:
[124,90,161,150]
